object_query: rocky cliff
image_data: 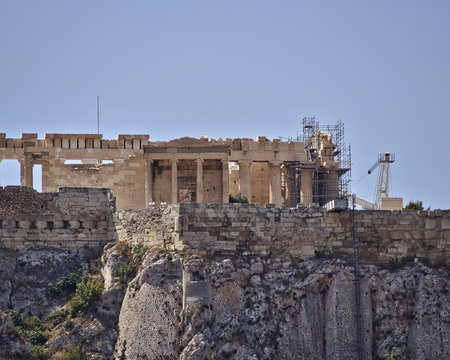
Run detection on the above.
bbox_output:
[1,243,448,360]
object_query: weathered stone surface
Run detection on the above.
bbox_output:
[115,253,183,359]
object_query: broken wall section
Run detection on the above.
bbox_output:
[114,205,180,248]
[43,156,146,211]
[0,187,116,249]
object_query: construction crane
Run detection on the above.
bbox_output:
[367,153,395,209]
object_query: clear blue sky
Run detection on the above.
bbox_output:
[1,1,449,209]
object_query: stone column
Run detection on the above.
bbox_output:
[238,161,252,202]
[300,169,313,205]
[195,158,204,203]
[328,170,339,201]
[145,159,153,207]
[221,160,229,203]
[41,159,49,192]
[20,154,33,188]
[284,164,294,207]
[269,161,283,207]
[171,159,178,204]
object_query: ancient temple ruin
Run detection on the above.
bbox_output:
[0,124,350,210]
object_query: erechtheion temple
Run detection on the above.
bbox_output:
[0,126,349,210]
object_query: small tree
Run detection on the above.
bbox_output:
[404,200,429,211]
[68,278,104,317]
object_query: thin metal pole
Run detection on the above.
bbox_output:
[352,194,362,360]
[97,96,100,134]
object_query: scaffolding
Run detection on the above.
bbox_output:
[282,117,351,207]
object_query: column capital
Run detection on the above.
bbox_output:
[195,158,204,164]
[237,160,252,167]
[221,159,229,165]
[145,158,154,164]
[171,158,179,164]
[269,160,283,166]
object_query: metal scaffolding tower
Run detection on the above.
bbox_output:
[303,117,351,205]
[281,117,351,207]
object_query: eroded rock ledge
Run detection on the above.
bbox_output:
[1,244,448,360]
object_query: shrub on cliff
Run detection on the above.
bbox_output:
[48,269,88,295]
[45,309,66,327]
[51,346,82,360]
[68,278,104,317]
[8,309,23,327]
[113,261,136,280]
[9,313,47,346]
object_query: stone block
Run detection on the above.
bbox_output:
[424,230,439,240]
[425,219,436,230]
[2,219,16,228]
[174,215,189,232]
[82,220,95,229]
[302,245,315,256]
[389,230,404,240]
[68,220,81,229]
[97,221,108,229]
[18,221,31,229]
[36,221,47,229]
[441,219,450,230]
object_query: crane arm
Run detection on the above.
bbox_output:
[367,160,379,174]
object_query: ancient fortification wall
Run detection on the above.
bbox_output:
[1,187,449,264]
[169,203,450,263]
[114,203,449,264]
[0,186,116,249]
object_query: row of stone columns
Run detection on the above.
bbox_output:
[145,159,230,206]
[237,160,284,208]
[144,159,315,207]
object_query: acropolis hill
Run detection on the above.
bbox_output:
[0,131,448,360]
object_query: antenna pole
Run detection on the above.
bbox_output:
[97,96,100,134]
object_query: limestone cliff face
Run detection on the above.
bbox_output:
[115,251,449,360]
[1,245,449,360]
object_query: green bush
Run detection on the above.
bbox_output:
[229,192,249,204]
[68,278,104,317]
[48,269,88,295]
[132,243,148,257]
[17,315,46,345]
[8,309,23,327]
[404,200,430,211]
[30,345,45,360]
[23,316,42,330]
[46,309,66,327]
[52,346,82,360]
[63,314,73,329]
[21,328,47,345]
[113,261,136,280]
[8,311,47,346]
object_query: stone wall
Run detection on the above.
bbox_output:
[170,203,450,264]
[0,186,116,249]
[114,206,179,248]
[2,186,449,264]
